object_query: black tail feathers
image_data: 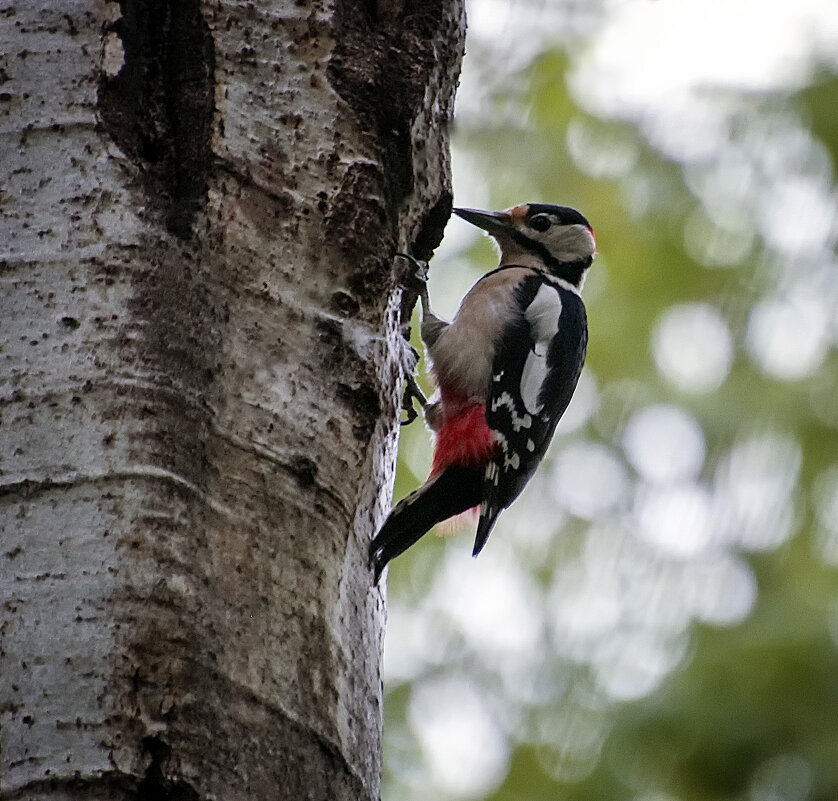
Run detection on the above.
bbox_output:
[472,507,500,558]
[370,466,482,583]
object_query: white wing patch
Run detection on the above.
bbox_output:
[520,283,562,414]
[526,282,563,341]
[520,351,546,414]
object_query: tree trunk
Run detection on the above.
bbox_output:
[0,1,464,799]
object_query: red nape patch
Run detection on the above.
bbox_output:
[431,403,499,477]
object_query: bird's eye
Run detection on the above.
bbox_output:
[528,214,552,232]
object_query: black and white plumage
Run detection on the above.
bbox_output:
[475,272,588,555]
[370,203,595,583]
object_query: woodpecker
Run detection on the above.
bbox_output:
[371,203,596,583]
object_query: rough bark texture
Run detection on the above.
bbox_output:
[0,1,464,799]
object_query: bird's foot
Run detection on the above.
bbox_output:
[401,373,428,426]
[395,253,429,295]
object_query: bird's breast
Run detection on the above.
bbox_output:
[427,267,532,399]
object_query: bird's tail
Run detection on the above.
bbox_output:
[370,465,482,583]
[472,507,500,557]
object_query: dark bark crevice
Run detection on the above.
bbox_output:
[97,0,215,239]
[327,0,462,281]
[136,737,201,801]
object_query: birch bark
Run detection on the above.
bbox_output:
[0,1,464,799]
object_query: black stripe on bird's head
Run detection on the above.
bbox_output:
[454,203,596,289]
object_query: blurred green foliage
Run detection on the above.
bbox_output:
[382,5,838,800]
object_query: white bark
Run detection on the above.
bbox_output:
[0,1,464,799]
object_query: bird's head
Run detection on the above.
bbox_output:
[454,203,596,290]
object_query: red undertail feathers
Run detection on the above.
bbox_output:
[431,402,499,478]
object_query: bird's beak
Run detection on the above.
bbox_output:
[453,207,512,235]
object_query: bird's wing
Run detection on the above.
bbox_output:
[473,274,588,555]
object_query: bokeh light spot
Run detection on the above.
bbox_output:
[812,465,838,566]
[408,677,509,799]
[592,630,687,700]
[748,753,814,801]
[549,561,623,661]
[684,556,757,626]
[653,303,734,393]
[552,442,630,519]
[683,205,755,268]
[435,549,543,657]
[714,432,801,551]
[634,485,714,559]
[533,705,607,782]
[622,404,706,485]
[567,117,640,180]
[747,294,830,381]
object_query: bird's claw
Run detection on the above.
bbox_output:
[401,374,427,426]
[394,253,430,426]
[395,253,429,294]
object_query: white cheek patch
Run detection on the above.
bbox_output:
[547,224,596,266]
[520,284,562,414]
